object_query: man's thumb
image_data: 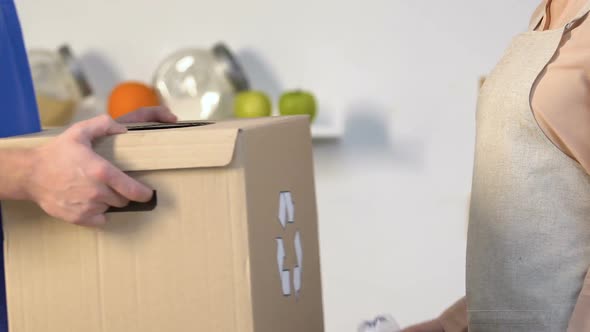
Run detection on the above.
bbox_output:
[75,115,127,142]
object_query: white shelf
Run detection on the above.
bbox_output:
[310,111,344,141]
[311,125,344,140]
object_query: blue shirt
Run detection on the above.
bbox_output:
[0,0,42,330]
[0,0,40,138]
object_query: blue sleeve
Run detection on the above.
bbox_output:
[0,0,41,138]
[0,1,40,330]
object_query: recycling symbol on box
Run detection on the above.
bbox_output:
[275,191,303,298]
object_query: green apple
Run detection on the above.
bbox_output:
[234,91,272,118]
[279,90,317,121]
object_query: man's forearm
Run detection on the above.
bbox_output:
[0,148,34,200]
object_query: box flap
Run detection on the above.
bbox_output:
[0,117,310,171]
[211,115,310,132]
[0,121,239,171]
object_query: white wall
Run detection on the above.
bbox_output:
[16,0,540,330]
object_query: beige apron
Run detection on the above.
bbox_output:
[466,3,590,331]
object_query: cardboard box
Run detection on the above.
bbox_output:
[0,116,324,332]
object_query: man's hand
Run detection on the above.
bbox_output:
[115,106,177,124]
[25,106,177,226]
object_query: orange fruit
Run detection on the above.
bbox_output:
[108,81,160,119]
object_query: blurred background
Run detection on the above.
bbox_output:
[15,0,540,329]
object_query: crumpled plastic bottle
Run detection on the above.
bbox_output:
[358,314,401,332]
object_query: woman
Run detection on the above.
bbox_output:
[403,0,590,331]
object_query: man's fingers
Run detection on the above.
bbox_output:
[70,202,109,227]
[116,106,177,124]
[82,214,107,227]
[69,115,127,143]
[104,165,153,203]
[98,185,130,208]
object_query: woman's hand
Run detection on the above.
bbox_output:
[401,318,445,332]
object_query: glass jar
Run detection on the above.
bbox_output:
[28,45,92,127]
[153,42,249,121]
